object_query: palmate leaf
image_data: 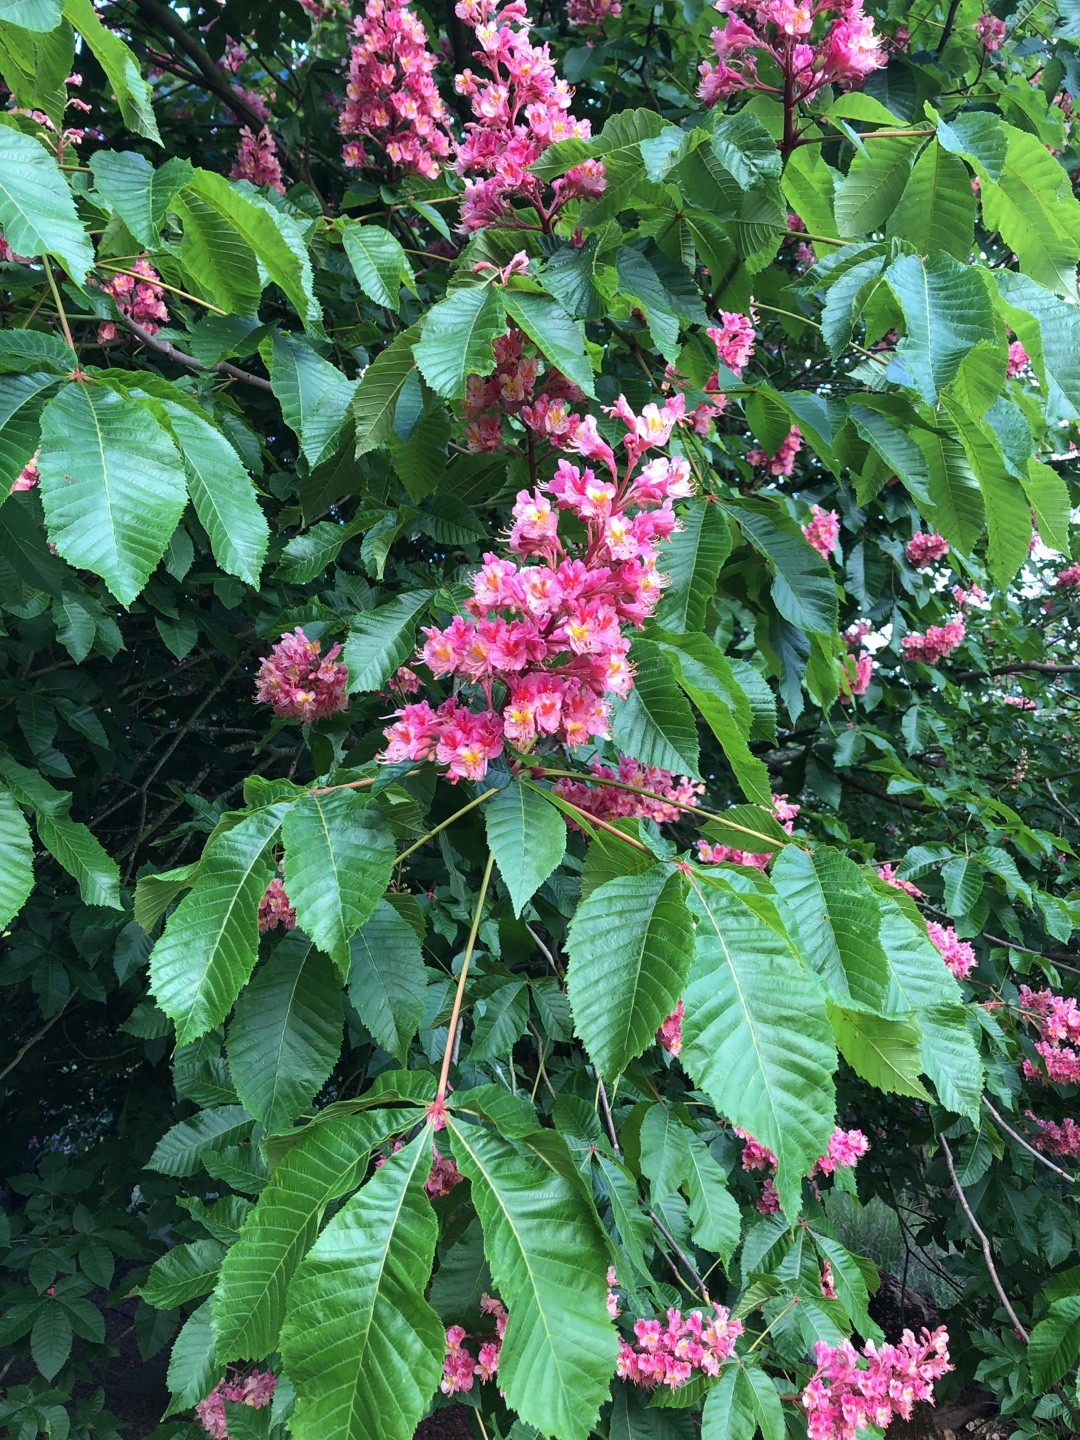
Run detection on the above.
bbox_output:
[33,807,121,909]
[165,1301,216,1415]
[977,126,1080,297]
[680,882,836,1217]
[0,122,94,279]
[503,289,596,397]
[148,1105,253,1178]
[0,372,58,491]
[944,401,1031,587]
[149,807,284,1046]
[683,1131,740,1262]
[994,270,1080,421]
[142,1239,227,1310]
[915,424,984,551]
[0,788,33,927]
[485,781,566,918]
[227,936,343,1134]
[38,384,188,606]
[213,1108,414,1362]
[348,900,428,1064]
[414,284,506,400]
[566,864,693,1082]
[281,790,396,975]
[279,1130,444,1440]
[1028,1296,1080,1392]
[446,1119,618,1440]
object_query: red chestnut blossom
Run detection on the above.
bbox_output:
[258,878,296,935]
[568,0,621,27]
[706,309,756,376]
[843,621,870,649]
[905,531,949,569]
[463,321,585,453]
[900,616,965,665]
[696,794,798,868]
[1055,563,1080,588]
[975,13,1005,50]
[98,257,169,344]
[339,0,453,180]
[820,1261,837,1299]
[254,627,349,723]
[802,504,840,559]
[697,0,885,110]
[801,1327,951,1440]
[555,754,704,826]
[657,999,683,1057]
[424,1144,463,1198]
[440,1294,508,1394]
[1025,1112,1080,1158]
[951,582,985,607]
[10,452,39,494]
[840,650,872,701]
[616,1304,743,1390]
[380,396,692,782]
[877,863,923,898]
[1006,340,1029,378]
[926,921,976,980]
[736,1124,868,1179]
[1020,986,1080,1085]
[196,1370,276,1440]
[230,125,285,193]
[746,424,802,476]
[453,0,603,231]
[1001,694,1036,710]
[606,1265,621,1318]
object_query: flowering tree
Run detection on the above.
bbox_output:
[0,1,1079,1439]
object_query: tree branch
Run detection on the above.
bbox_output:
[981,1097,1078,1185]
[940,1135,1029,1341]
[113,309,272,391]
[952,662,1080,681]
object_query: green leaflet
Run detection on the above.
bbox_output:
[280,1130,444,1440]
[413,284,506,399]
[341,222,414,312]
[886,252,996,406]
[484,780,567,918]
[447,1119,618,1440]
[348,899,428,1064]
[612,639,700,777]
[0,119,94,279]
[0,787,33,927]
[343,590,433,693]
[566,864,693,1082]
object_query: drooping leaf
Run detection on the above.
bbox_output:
[834,137,918,237]
[725,497,838,636]
[702,1363,785,1440]
[0,789,33,927]
[414,285,506,400]
[341,223,414,312]
[0,120,94,279]
[612,639,700,777]
[33,808,121,909]
[348,899,428,1064]
[266,333,358,466]
[350,327,420,457]
[89,150,191,248]
[1028,1296,1080,1393]
[503,289,595,397]
[886,142,975,260]
[827,1005,930,1101]
[485,781,567,918]
[885,253,995,406]
[343,590,433,692]
[142,1239,227,1311]
[148,1105,253,1178]
[655,498,732,634]
[61,0,160,141]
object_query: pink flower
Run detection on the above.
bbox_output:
[747,425,802,477]
[97,255,169,342]
[1006,340,1029,378]
[616,1304,743,1390]
[926,922,976,980]
[424,1144,463,1198]
[840,650,872,701]
[196,1370,276,1439]
[975,13,1005,50]
[10,452,39,494]
[706,309,756,377]
[568,0,620,29]
[696,794,799,869]
[230,126,285,193]
[1056,563,1080,589]
[820,1262,837,1299]
[905,531,949,569]
[1025,1112,1080,1157]
[254,627,349,723]
[441,1295,508,1393]
[802,504,840,560]
[900,617,966,665]
[801,1328,951,1439]
[258,878,296,935]
[657,999,683,1057]
[339,0,452,180]
[877,863,923,898]
[1001,694,1036,710]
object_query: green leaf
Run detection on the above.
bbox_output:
[142,1239,227,1310]
[173,186,261,314]
[279,1131,444,1440]
[1029,1296,1080,1392]
[1,0,62,32]
[0,372,56,491]
[724,497,838,636]
[267,333,357,466]
[827,1005,930,1100]
[148,1105,253,1177]
[33,808,121,909]
[655,499,732,634]
[341,223,414,312]
[0,328,75,374]
[348,899,428,1064]
[227,937,343,1134]
[611,639,700,777]
[161,401,268,588]
[944,401,1030,587]
[62,0,159,142]
[149,807,283,1046]
[89,150,191,248]
[0,122,94,279]
[134,860,201,932]
[940,856,983,918]
[350,327,420,457]
[915,425,984,552]
[886,142,975,260]
[681,883,836,1217]
[503,289,595,397]
[343,590,432,692]
[446,1120,618,1440]
[165,1301,215,1415]
[38,385,187,606]
[0,13,71,131]
[0,788,33,927]
[702,1363,784,1440]
[282,790,395,975]
[885,253,995,406]
[213,1109,411,1362]
[567,865,693,1083]
[994,270,1080,421]
[539,233,612,322]
[414,285,506,400]
[1022,460,1071,556]
[697,804,790,855]
[977,126,1080,296]
[684,1132,740,1262]
[834,138,917,237]
[591,1150,651,1278]
[576,107,668,224]
[935,110,1007,180]
[485,782,567,918]
[31,1303,72,1381]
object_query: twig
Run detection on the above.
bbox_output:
[953,662,1080,681]
[43,260,77,353]
[648,1209,710,1301]
[981,1097,1078,1185]
[1046,779,1080,830]
[435,851,495,1105]
[940,1135,1029,1341]
[112,310,272,391]
[0,999,72,1084]
[596,1078,621,1154]
[524,922,563,977]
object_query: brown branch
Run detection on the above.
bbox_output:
[952,662,1080,681]
[940,1135,1030,1341]
[1046,779,1080,830]
[981,1097,1078,1185]
[113,310,272,391]
[840,772,934,813]
[0,999,72,1085]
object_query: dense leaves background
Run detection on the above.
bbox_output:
[0,0,1079,1438]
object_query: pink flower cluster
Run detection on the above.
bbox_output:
[1006,340,1029,379]
[746,425,802,476]
[840,649,872,701]
[696,794,798,869]
[254,627,349,724]
[975,13,1005,50]
[98,257,169,345]
[381,397,692,781]
[568,0,621,27]
[736,1125,869,1211]
[196,1370,276,1440]
[616,1304,743,1390]
[230,125,285,193]
[801,1327,951,1440]
[877,863,923,898]
[905,531,949,569]
[10,452,39,494]
[707,309,756,376]
[802,504,840,559]
[441,1294,508,1394]
[900,616,965,665]
[463,322,585,453]
[339,0,452,179]
[453,0,604,231]
[926,922,976,981]
[697,0,886,110]
[554,754,703,827]
[1056,563,1080,589]
[1020,986,1080,1086]
[1025,1112,1080,1158]
[657,998,683,1057]
[1001,695,1036,710]
[425,1144,463,1198]
[258,878,296,935]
